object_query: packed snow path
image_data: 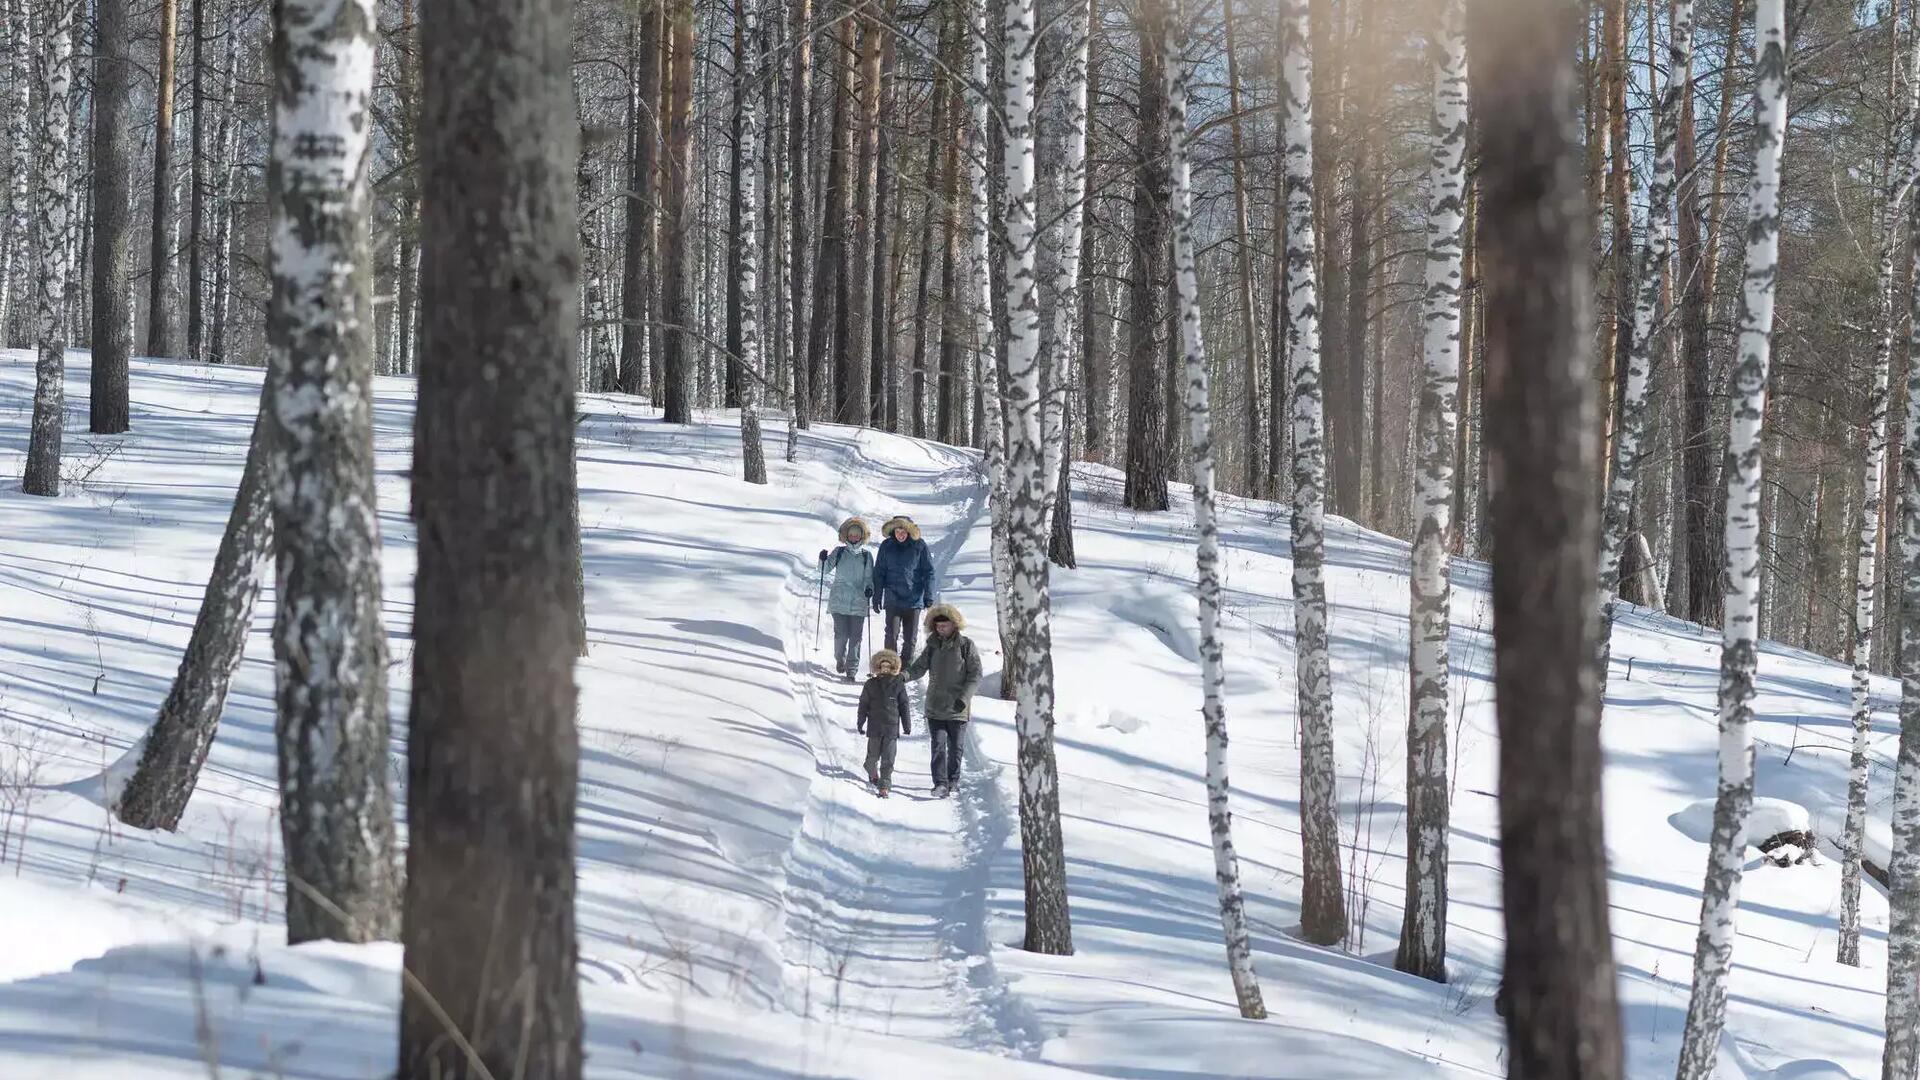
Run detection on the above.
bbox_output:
[773,437,1036,1051]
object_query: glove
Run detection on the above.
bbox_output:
[902,723,911,736]
[872,596,882,613]
[856,722,866,736]
[818,549,829,563]
[864,587,873,598]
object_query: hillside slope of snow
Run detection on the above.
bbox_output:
[0,352,1898,1077]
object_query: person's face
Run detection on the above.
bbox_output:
[893,527,909,542]
[934,618,954,637]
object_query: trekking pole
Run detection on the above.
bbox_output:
[815,561,825,646]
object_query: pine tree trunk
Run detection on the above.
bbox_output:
[1673,4,1787,1073]
[1280,0,1347,948]
[1473,0,1625,1071]
[1597,0,1691,695]
[936,21,966,444]
[1397,0,1466,985]
[401,0,583,1068]
[90,0,133,433]
[811,29,849,424]
[23,0,80,498]
[736,0,767,483]
[619,0,660,397]
[784,0,811,431]
[1122,3,1169,512]
[838,3,880,426]
[117,389,273,830]
[267,0,398,945]
[908,14,951,441]
[1840,25,1920,970]
[186,0,206,359]
[147,0,179,358]
[208,31,240,367]
[871,12,898,431]
[1166,0,1263,1016]
[659,0,695,423]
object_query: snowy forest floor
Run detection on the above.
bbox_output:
[0,350,1899,1078]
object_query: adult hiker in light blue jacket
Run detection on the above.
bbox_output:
[817,517,874,680]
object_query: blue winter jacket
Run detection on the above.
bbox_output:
[873,535,936,610]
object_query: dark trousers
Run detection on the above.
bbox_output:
[864,731,898,786]
[929,719,964,786]
[832,613,864,673]
[884,606,919,662]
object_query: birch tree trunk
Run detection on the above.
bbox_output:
[208,33,240,367]
[117,390,273,830]
[785,0,811,432]
[187,0,206,359]
[1674,4,1787,1073]
[1396,0,1466,985]
[736,0,766,484]
[90,0,133,434]
[1280,0,1347,948]
[1885,204,1920,1074]
[1598,0,1692,696]
[266,0,398,944]
[619,0,661,398]
[0,0,27,345]
[1166,0,1263,1016]
[401,0,583,1065]
[1222,0,1265,498]
[23,0,79,498]
[1472,0,1625,1070]
[148,0,179,358]
[840,5,881,426]
[1001,0,1073,957]
[1042,0,1090,519]
[660,0,694,423]
[1838,23,1920,970]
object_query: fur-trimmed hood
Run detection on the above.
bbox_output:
[922,602,965,633]
[869,649,902,675]
[880,516,921,541]
[838,517,870,544]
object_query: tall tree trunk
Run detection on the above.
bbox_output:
[1602,0,1630,482]
[908,12,951,441]
[1886,190,1920,1080]
[659,0,695,423]
[1840,22,1920,970]
[1342,0,1375,520]
[1397,0,1466,985]
[401,0,583,1064]
[839,3,880,426]
[23,0,80,497]
[1473,0,1626,1071]
[147,0,179,358]
[208,31,240,367]
[1122,4,1169,512]
[90,0,133,433]
[1042,0,1090,521]
[1686,0,1744,627]
[1001,0,1073,957]
[0,0,30,346]
[620,0,661,398]
[871,9,898,431]
[117,390,273,830]
[1166,0,1264,1016]
[1222,0,1265,498]
[267,0,398,945]
[1597,0,1692,694]
[810,28,849,424]
[785,0,811,430]
[187,0,206,359]
[936,15,967,446]
[736,0,767,483]
[725,10,745,411]
[1280,0,1346,948]
[1673,3,1787,1073]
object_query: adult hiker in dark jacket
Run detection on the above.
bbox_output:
[905,603,980,798]
[818,517,873,679]
[856,649,911,797]
[873,515,936,661]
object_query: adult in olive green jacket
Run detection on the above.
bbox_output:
[906,603,980,797]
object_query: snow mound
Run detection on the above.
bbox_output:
[1761,1061,1856,1080]
[1670,797,1812,848]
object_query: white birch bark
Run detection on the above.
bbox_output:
[1840,25,1920,970]
[1885,149,1920,1080]
[265,0,397,944]
[1001,0,1073,955]
[970,0,1016,664]
[1397,0,1466,984]
[1,0,32,343]
[1165,0,1263,1016]
[1674,3,1786,1073]
[1280,0,1347,948]
[737,0,767,484]
[1597,0,1693,697]
[22,0,80,498]
[1040,0,1090,517]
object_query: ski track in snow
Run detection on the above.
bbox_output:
[773,429,1040,1055]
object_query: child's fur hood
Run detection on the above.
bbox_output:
[838,517,870,544]
[922,603,965,633]
[880,516,921,541]
[868,649,903,675]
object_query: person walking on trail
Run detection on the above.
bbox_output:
[857,649,911,798]
[873,515,936,662]
[818,518,874,680]
[905,603,980,798]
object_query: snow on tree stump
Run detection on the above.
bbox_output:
[1756,829,1817,867]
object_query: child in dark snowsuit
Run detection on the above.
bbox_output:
[857,649,912,797]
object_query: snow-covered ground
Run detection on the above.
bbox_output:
[0,350,1897,1077]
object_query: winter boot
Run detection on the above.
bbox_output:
[878,785,890,798]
